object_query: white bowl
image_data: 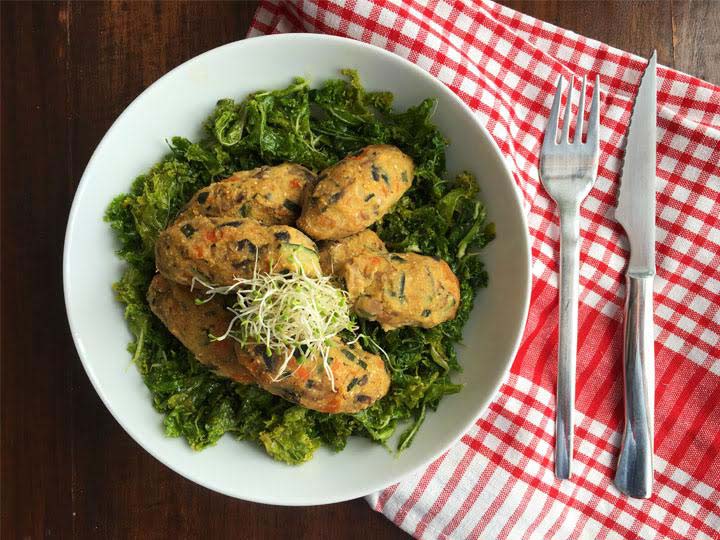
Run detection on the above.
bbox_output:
[64,34,531,505]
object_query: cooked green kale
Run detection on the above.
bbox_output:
[105,70,494,465]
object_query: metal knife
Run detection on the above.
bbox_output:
[614,51,657,499]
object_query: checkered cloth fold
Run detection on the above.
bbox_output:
[249,1,720,538]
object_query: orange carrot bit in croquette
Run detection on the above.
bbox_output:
[324,394,344,413]
[204,228,220,242]
[294,365,311,381]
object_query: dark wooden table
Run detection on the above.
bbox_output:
[2,2,717,538]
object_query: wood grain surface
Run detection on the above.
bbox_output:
[1,2,717,539]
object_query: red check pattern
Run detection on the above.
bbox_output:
[249,1,720,538]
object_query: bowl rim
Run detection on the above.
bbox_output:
[63,32,531,505]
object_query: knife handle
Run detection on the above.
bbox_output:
[615,273,655,498]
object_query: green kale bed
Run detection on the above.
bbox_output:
[105,70,494,464]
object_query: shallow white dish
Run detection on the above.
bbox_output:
[64,33,531,506]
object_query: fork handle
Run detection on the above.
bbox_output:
[614,273,655,498]
[555,205,581,480]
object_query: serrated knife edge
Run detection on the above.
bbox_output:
[616,51,657,276]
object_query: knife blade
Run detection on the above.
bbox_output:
[616,52,657,275]
[614,51,657,499]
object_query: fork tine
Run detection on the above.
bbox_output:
[544,76,564,148]
[586,75,601,149]
[561,76,574,142]
[575,76,587,144]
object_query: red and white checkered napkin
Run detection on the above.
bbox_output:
[250,1,720,538]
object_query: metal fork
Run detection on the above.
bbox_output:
[540,75,600,480]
